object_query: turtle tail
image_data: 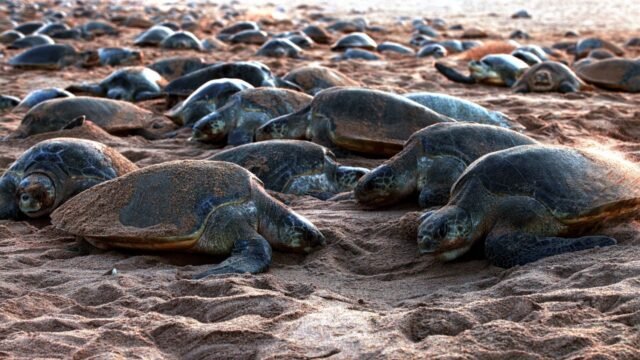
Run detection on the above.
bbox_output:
[435,63,476,84]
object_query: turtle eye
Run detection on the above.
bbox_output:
[20,194,30,203]
[437,223,448,239]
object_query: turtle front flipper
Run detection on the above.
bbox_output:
[435,63,476,84]
[134,91,164,102]
[193,236,272,278]
[66,83,103,96]
[485,232,616,268]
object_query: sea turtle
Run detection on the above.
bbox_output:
[256,38,303,58]
[78,21,119,37]
[282,32,315,48]
[0,95,20,111]
[165,78,253,126]
[8,44,98,70]
[217,21,260,41]
[417,145,640,267]
[331,32,377,51]
[354,123,537,207]
[134,25,174,46]
[14,97,174,139]
[160,31,203,51]
[377,41,415,55]
[302,25,332,44]
[574,58,640,93]
[332,48,380,61]
[439,40,464,53]
[415,24,439,38]
[14,21,45,35]
[163,61,278,105]
[66,67,167,102]
[0,138,137,219]
[35,23,70,36]
[417,44,447,58]
[191,88,312,144]
[14,88,74,111]
[512,61,588,93]
[575,37,624,60]
[50,160,326,277]
[7,34,54,49]
[209,140,369,199]
[147,56,209,80]
[435,54,530,87]
[626,37,640,48]
[282,65,359,95]
[110,14,154,29]
[404,92,514,128]
[510,49,542,66]
[0,30,23,44]
[229,29,268,45]
[97,47,142,66]
[255,87,455,156]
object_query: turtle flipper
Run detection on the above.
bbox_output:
[66,83,103,96]
[435,63,476,84]
[134,91,164,102]
[193,236,272,278]
[485,232,616,268]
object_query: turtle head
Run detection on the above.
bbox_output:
[468,60,495,80]
[16,173,56,218]
[189,106,235,143]
[417,206,473,261]
[79,50,100,67]
[106,88,129,101]
[274,213,326,253]
[335,166,369,192]
[531,69,554,91]
[0,175,20,219]
[354,146,418,207]
[255,105,311,141]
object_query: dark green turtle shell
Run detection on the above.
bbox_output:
[9,44,78,69]
[452,145,640,226]
[209,140,330,192]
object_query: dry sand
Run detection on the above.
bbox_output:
[1,0,640,358]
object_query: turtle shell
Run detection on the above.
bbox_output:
[8,34,54,49]
[452,145,640,226]
[164,61,276,97]
[97,67,166,96]
[14,21,44,35]
[50,160,258,243]
[310,87,454,155]
[0,30,23,44]
[134,25,174,46]
[217,21,260,41]
[36,23,70,36]
[147,56,208,80]
[407,123,537,164]
[15,88,74,111]
[229,29,268,44]
[97,47,142,66]
[574,58,640,92]
[282,66,359,95]
[575,38,624,59]
[302,25,332,44]
[209,140,328,192]
[256,38,302,58]
[9,44,78,69]
[377,41,415,55]
[232,87,312,113]
[80,21,119,36]
[17,96,161,137]
[331,32,377,51]
[160,31,202,50]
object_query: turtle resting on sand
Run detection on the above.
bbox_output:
[191,88,312,145]
[8,44,98,70]
[405,93,515,128]
[574,58,640,93]
[355,123,537,208]
[165,79,253,126]
[209,140,369,199]
[51,160,326,277]
[435,54,529,87]
[417,145,640,268]
[0,138,137,219]
[255,87,455,156]
[14,97,175,139]
[282,66,359,95]
[512,61,589,93]
[0,95,20,111]
[14,88,74,111]
[66,67,167,102]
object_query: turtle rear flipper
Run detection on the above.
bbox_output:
[485,232,616,268]
[435,63,476,84]
[193,236,272,278]
[66,83,103,96]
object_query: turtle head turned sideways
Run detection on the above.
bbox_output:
[417,206,474,261]
[255,105,311,141]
